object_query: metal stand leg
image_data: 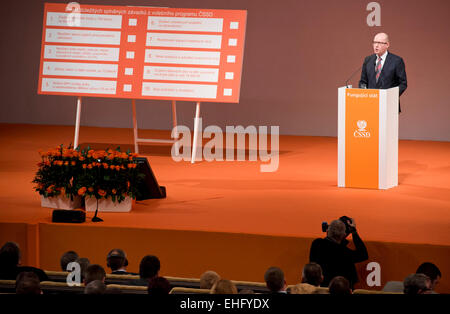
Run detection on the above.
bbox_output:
[74,97,82,149]
[132,99,139,153]
[191,102,201,163]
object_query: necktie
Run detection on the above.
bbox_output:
[375,57,382,82]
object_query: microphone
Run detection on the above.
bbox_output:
[344,66,362,88]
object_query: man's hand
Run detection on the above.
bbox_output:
[348,218,357,233]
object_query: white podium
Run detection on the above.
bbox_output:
[338,87,399,189]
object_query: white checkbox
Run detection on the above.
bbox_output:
[223,88,232,96]
[127,35,136,43]
[129,18,137,26]
[228,38,237,46]
[126,51,135,59]
[230,22,239,29]
[225,72,234,80]
[123,84,132,92]
[125,68,133,75]
[227,55,236,63]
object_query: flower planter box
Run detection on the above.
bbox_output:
[41,195,82,210]
[85,196,132,213]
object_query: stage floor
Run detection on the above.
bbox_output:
[0,124,449,292]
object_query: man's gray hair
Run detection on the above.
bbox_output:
[403,273,430,294]
[327,220,346,242]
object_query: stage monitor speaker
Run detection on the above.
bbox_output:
[135,157,166,200]
[52,209,86,223]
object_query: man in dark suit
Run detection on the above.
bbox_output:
[359,32,407,112]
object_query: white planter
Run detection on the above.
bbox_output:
[85,196,132,212]
[41,195,82,210]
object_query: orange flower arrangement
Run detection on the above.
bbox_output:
[34,145,143,203]
[75,146,142,203]
[33,145,82,199]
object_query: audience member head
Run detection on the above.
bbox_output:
[139,255,160,280]
[301,262,323,286]
[200,270,220,289]
[84,280,106,295]
[211,279,238,294]
[328,276,352,295]
[16,272,41,295]
[148,276,171,295]
[264,267,286,293]
[404,273,431,295]
[0,242,21,269]
[84,264,106,285]
[290,283,317,294]
[416,262,441,290]
[327,220,347,243]
[60,251,79,272]
[106,248,128,272]
[75,257,90,281]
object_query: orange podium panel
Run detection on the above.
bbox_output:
[338,87,399,189]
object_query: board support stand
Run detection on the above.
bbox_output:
[191,102,202,163]
[132,100,179,154]
[74,96,82,149]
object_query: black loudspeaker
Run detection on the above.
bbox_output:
[135,157,166,200]
[52,209,86,223]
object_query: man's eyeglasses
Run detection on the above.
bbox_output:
[372,41,387,45]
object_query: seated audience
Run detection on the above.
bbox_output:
[416,262,441,293]
[200,270,220,289]
[16,271,42,295]
[383,262,442,293]
[264,266,287,293]
[403,273,431,295]
[75,257,90,282]
[211,279,238,294]
[148,276,171,295]
[60,250,79,272]
[106,248,137,275]
[290,283,318,294]
[84,280,106,295]
[128,255,160,286]
[0,242,48,282]
[84,264,106,285]
[328,276,352,295]
[301,262,323,286]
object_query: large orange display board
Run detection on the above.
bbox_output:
[38,3,247,103]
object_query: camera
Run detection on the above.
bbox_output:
[321,216,355,235]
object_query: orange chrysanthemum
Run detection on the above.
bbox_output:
[78,187,87,196]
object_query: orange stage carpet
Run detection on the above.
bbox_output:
[0,124,449,292]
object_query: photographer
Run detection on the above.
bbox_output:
[309,217,368,289]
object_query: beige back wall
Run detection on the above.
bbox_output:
[1,0,449,141]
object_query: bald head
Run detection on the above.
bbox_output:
[375,33,389,43]
[373,33,390,56]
